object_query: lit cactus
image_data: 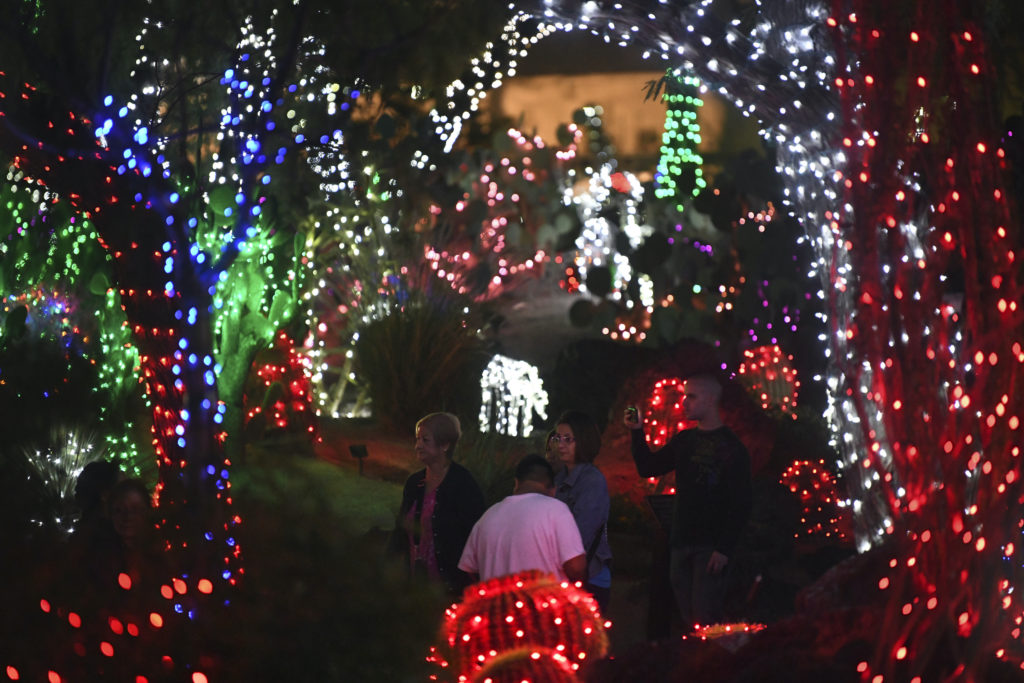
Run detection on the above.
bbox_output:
[438,571,608,682]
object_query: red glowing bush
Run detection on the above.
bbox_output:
[737,344,799,417]
[244,331,319,444]
[435,571,608,682]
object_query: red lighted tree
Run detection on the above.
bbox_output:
[825,2,1024,677]
[522,0,1024,676]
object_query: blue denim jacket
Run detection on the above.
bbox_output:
[554,462,612,583]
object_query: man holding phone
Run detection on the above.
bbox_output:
[623,373,752,631]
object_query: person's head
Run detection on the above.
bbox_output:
[552,410,602,469]
[682,373,724,426]
[108,479,152,547]
[513,454,556,495]
[75,460,122,516]
[415,412,462,465]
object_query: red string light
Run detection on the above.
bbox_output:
[435,571,608,681]
[737,345,799,416]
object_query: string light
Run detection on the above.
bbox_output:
[1,0,1019,679]
[433,571,608,681]
[245,331,318,441]
[737,344,799,416]
[780,458,851,541]
[654,72,706,211]
[478,354,549,437]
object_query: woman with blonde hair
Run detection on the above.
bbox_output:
[392,412,486,596]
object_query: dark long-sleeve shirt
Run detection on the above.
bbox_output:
[391,462,486,595]
[631,426,752,556]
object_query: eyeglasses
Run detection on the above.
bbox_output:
[549,434,576,444]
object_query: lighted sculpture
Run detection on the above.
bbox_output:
[654,73,707,212]
[22,427,104,533]
[479,354,549,438]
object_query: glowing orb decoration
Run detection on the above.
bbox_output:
[479,354,548,437]
[736,344,799,416]
[435,571,608,682]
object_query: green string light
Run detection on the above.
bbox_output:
[654,73,706,212]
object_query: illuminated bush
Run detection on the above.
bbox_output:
[436,571,608,682]
[737,344,799,417]
[478,354,548,437]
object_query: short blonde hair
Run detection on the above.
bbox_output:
[416,412,462,456]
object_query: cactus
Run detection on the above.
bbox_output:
[437,571,608,682]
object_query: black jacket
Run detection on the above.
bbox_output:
[631,426,752,556]
[391,462,486,595]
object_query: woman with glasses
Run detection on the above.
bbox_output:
[550,410,612,613]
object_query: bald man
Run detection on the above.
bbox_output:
[624,373,752,630]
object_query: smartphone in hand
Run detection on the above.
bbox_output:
[625,405,640,427]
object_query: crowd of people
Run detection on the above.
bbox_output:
[388,410,616,610]
[63,371,751,640]
[390,370,752,632]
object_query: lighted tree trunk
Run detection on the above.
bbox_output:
[0,79,237,578]
[825,2,1024,677]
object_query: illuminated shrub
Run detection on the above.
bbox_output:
[437,571,608,682]
[478,354,548,437]
[244,331,318,445]
[634,377,691,494]
[640,377,692,448]
[737,344,799,416]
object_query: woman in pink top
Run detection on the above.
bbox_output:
[391,412,486,596]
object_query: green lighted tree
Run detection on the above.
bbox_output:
[653,71,708,212]
[0,172,147,469]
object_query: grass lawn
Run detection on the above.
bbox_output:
[234,443,404,536]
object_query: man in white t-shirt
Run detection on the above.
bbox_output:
[458,454,586,583]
